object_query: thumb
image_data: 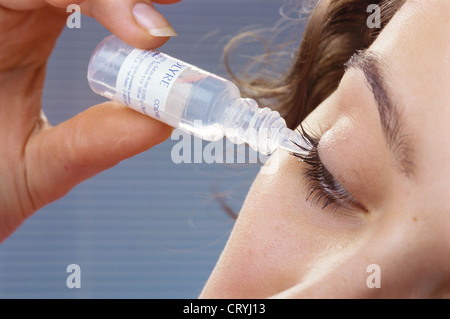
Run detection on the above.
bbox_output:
[81,0,178,49]
[25,102,173,210]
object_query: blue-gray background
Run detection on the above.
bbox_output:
[0,0,304,298]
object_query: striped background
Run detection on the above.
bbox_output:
[0,0,306,298]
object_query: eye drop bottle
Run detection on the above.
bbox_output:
[87,35,307,155]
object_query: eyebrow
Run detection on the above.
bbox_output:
[344,49,415,177]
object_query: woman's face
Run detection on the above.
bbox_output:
[200,0,450,298]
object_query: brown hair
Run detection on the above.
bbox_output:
[225,0,406,129]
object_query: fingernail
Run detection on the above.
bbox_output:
[132,2,177,37]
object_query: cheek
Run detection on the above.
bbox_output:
[200,153,354,298]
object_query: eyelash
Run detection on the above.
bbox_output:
[290,126,366,213]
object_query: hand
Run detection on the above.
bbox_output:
[0,0,180,242]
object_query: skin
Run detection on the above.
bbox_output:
[200,0,450,298]
[1,0,449,298]
[0,0,179,242]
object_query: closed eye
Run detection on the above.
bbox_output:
[290,125,367,213]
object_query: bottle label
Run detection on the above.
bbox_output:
[115,49,188,121]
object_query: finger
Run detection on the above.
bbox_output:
[46,0,84,7]
[0,0,181,10]
[0,0,46,10]
[81,0,178,49]
[153,0,182,4]
[25,102,173,210]
[0,0,83,10]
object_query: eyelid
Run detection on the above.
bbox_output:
[291,125,367,213]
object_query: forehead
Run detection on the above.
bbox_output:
[368,0,450,181]
[370,0,450,98]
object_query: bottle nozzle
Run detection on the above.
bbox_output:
[278,127,310,156]
[223,98,312,156]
